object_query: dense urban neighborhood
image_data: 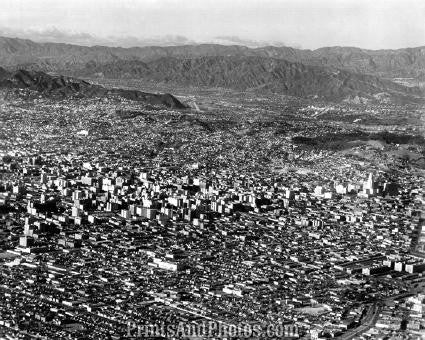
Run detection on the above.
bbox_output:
[1,84,424,339]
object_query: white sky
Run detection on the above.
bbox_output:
[0,0,424,49]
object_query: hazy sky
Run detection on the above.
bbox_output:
[0,0,424,49]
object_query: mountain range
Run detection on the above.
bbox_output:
[0,36,424,103]
[75,57,422,102]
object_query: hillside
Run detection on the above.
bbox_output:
[73,57,423,103]
[0,67,187,109]
[1,36,425,79]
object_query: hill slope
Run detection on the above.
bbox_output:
[0,67,187,109]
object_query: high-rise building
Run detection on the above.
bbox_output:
[364,173,374,191]
[40,173,48,184]
[19,236,34,248]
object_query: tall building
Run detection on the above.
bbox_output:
[364,173,374,191]
[40,173,48,184]
[19,236,34,248]
[362,172,380,196]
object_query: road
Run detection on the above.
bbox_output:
[336,303,381,340]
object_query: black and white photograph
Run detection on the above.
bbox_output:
[0,0,424,339]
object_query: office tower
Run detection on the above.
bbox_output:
[19,236,34,248]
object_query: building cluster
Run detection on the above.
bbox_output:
[1,150,424,338]
[0,91,424,339]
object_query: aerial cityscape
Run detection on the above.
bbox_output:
[0,0,424,339]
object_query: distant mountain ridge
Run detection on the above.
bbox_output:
[71,57,422,103]
[1,36,425,79]
[0,67,187,109]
